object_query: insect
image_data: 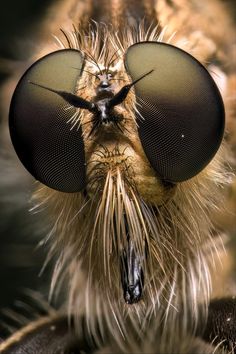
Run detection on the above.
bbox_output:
[0,0,235,353]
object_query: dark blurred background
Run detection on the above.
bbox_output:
[0,0,59,337]
[0,1,58,77]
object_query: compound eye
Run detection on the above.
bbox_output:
[125,42,225,182]
[9,49,86,192]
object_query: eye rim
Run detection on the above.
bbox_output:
[124,41,225,183]
[9,48,87,193]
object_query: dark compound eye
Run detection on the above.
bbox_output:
[9,49,86,193]
[125,42,225,182]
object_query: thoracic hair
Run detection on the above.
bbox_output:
[31,23,231,347]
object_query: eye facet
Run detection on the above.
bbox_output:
[125,42,225,182]
[9,49,86,193]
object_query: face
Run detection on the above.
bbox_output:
[80,63,175,206]
[9,37,225,310]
